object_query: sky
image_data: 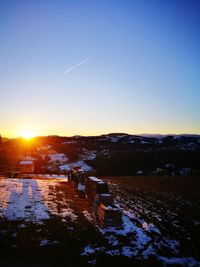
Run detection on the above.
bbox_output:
[0,0,200,137]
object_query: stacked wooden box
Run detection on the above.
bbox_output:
[96,203,122,228]
[85,176,109,202]
[85,176,122,228]
[71,168,86,186]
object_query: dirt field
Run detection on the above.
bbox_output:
[0,177,200,267]
[104,176,200,265]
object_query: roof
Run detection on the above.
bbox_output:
[22,156,36,161]
[19,160,34,165]
[88,176,105,184]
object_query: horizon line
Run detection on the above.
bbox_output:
[1,132,200,139]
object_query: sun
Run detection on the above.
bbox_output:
[19,130,36,140]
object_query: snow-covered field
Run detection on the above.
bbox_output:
[0,177,199,267]
[0,178,79,222]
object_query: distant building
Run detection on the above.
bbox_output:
[48,153,68,164]
[19,160,34,174]
[22,155,36,161]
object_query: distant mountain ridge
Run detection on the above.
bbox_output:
[1,132,200,176]
[1,133,200,140]
[139,133,200,138]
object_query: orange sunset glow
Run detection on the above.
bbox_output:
[18,130,37,140]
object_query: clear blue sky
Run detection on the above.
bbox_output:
[0,0,200,137]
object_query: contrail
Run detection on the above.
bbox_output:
[64,58,88,74]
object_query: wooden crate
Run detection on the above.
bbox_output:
[96,203,122,228]
[85,176,109,202]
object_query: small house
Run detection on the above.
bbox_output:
[19,160,34,174]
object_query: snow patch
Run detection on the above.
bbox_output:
[60,161,93,172]
[83,210,94,223]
